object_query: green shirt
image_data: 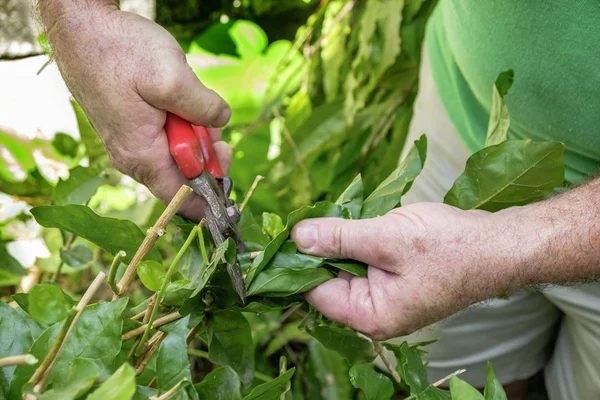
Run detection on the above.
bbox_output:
[427,1,600,183]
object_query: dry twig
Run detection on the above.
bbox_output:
[117,185,193,296]
[31,272,106,393]
[372,340,401,384]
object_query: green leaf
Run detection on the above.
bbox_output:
[361,135,427,218]
[42,358,101,399]
[71,101,109,167]
[52,298,128,381]
[87,363,136,400]
[137,260,166,292]
[267,242,324,271]
[51,133,79,158]
[194,366,242,400]
[383,341,450,399]
[483,362,507,400]
[156,316,195,395]
[335,174,364,219]
[238,208,270,251]
[265,322,308,357]
[247,267,334,297]
[450,376,484,399]
[60,245,94,268]
[243,368,295,400]
[345,0,403,124]
[246,202,348,286]
[163,280,195,306]
[229,20,268,59]
[31,205,160,263]
[444,140,565,212]
[207,310,254,386]
[349,364,394,400]
[0,241,27,277]
[0,303,35,396]
[28,283,70,325]
[308,325,374,364]
[307,339,352,400]
[485,70,514,147]
[262,212,285,240]
[190,238,235,298]
[325,261,368,277]
[54,166,108,206]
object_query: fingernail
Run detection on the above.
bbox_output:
[294,223,318,250]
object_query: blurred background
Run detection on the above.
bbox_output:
[0,0,434,290]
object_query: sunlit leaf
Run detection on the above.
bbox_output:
[31,205,160,263]
[444,140,565,211]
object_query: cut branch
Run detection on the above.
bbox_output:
[122,311,182,342]
[0,354,38,367]
[117,185,193,296]
[135,332,165,376]
[432,369,467,388]
[150,379,185,400]
[372,340,401,384]
[239,175,264,214]
[31,272,106,393]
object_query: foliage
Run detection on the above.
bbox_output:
[0,1,562,399]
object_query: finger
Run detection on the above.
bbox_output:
[305,276,385,339]
[122,128,206,221]
[291,217,395,268]
[140,51,231,128]
[207,127,222,142]
[212,141,232,175]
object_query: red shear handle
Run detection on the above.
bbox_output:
[165,113,223,179]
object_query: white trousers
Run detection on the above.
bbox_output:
[382,49,600,400]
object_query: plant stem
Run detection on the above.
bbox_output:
[108,250,127,294]
[52,234,76,281]
[197,219,209,265]
[150,379,185,400]
[372,340,401,384]
[134,225,198,355]
[239,175,264,214]
[187,349,274,382]
[186,323,202,345]
[122,311,182,342]
[135,332,165,376]
[0,354,38,367]
[117,185,193,296]
[31,272,106,393]
[187,348,209,359]
[254,371,273,382]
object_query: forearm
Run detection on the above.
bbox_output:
[38,0,116,26]
[489,178,600,291]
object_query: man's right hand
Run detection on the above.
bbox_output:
[39,1,231,220]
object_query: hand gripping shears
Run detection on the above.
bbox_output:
[165,112,246,303]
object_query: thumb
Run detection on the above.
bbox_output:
[290,217,393,268]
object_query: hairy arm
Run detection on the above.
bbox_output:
[38,0,231,220]
[290,178,600,339]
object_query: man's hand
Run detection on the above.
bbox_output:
[39,1,231,220]
[291,203,513,340]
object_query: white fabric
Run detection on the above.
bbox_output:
[378,48,600,400]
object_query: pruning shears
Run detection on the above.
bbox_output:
[165,112,247,303]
